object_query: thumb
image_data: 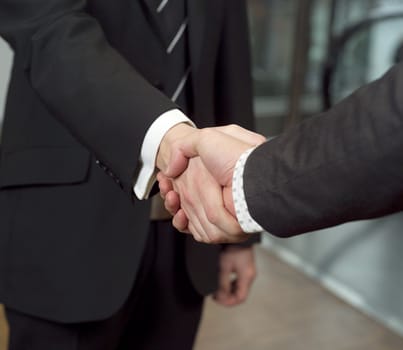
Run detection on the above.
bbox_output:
[164,132,201,178]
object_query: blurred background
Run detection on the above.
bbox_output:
[249,0,403,341]
[1,0,403,349]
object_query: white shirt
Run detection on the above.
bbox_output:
[231,148,264,233]
[133,109,194,199]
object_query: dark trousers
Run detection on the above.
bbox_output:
[5,221,204,350]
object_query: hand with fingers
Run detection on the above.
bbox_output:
[214,245,256,306]
[164,156,244,243]
[157,124,266,244]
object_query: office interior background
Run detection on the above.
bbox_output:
[1,0,403,349]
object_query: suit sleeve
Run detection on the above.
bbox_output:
[0,0,177,195]
[243,63,403,237]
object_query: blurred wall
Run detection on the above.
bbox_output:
[264,213,403,336]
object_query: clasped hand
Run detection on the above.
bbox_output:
[156,124,266,244]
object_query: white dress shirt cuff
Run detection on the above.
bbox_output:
[134,109,195,199]
[232,148,265,233]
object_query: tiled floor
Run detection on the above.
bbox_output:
[1,247,403,350]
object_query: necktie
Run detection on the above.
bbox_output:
[147,0,192,110]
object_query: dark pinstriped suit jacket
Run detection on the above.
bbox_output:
[244,63,403,237]
[0,0,256,322]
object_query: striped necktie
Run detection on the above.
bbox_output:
[147,0,192,111]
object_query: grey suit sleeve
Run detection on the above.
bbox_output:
[243,63,403,237]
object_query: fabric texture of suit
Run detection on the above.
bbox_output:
[0,0,256,323]
[243,62,403,237]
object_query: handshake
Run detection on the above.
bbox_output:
[155,123,267,244]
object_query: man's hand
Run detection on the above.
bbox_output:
[156,123,265,178]
[214,246,256,306]
[157,125,266,243]
[168,156,245,243]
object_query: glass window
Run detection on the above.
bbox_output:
[247,0,403,136]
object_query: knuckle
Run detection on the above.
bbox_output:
[194,234,203,243]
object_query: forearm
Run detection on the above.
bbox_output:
[244,63,403,236]
[0,0,176,194]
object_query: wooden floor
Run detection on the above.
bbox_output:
[0,305,7,350]
[1,247,403,350]
[194,247,403,350]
